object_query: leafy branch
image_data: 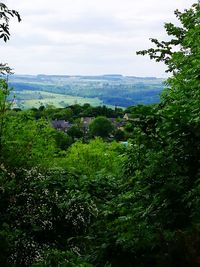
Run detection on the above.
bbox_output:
[0,2,21,42]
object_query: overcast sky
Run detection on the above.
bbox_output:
[1,0,195,77]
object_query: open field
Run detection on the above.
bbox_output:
[13,90,103,109]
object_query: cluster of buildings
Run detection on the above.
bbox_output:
[52,114,131,133]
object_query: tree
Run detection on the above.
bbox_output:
[53,130,73,150]
[137,3,200,99]
[85,3,200,267]
[137,3,200,178]
[0,3,21,74]
[110,3,200,265]
[89,116,114,138]
[67,125,83,141]
[62,138,123,177]
[114,128,125,141]
[0,2,21,153]
[0,3,21,42]
[0,79,10,154]
[1,112,57,168]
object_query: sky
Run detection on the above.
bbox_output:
[1,0,195,77]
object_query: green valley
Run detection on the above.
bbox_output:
[8,74,164,109]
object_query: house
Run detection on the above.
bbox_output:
[123,113,130,120]
[80,117,94,131]
[52,119,72,132]
[108,118,128,130]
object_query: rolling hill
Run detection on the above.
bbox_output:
[8,74,165,109]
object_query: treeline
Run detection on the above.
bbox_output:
[0,2,200,267]
[28,103,124,120]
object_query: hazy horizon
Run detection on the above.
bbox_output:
[13,73,164,78]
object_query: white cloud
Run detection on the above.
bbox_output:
[1,0,195,76]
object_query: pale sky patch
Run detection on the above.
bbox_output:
[1,0,196,77]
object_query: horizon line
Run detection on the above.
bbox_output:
[12,73,165,79]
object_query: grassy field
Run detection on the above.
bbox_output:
[14,90,104,109]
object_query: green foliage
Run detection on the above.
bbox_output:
[0,79,10,153]
[60,138,124,177]
[0,166,96,266]
[105,3,200,266]
[67,125,83,140]
[53,130,73,151]
[51,108,73,121]
[0,3,21,74]
[1,111,57,168]
[114,129,125,141]
[31,249,93,267]
[89,116,114,138]
[0,3,21,42]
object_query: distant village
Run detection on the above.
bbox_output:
[52,113,131,134]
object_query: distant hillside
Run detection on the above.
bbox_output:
[8,74,165,109]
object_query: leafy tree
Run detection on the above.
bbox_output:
[0,79,10,154]
[0,2,21,42]
[67,125,83,140]
[62,138,123,177]
[89,116,113,138]
[0,3,21,74]
[69,104,83,116]
[137,2,200,180]
[54,108,73,121]
[53,130,73,151]
[0,2,21,154]
[83,3,200,267]
[1,112,57,168]
[107,3,200,266]
[114,129,125,141]
[91,105,116,118]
